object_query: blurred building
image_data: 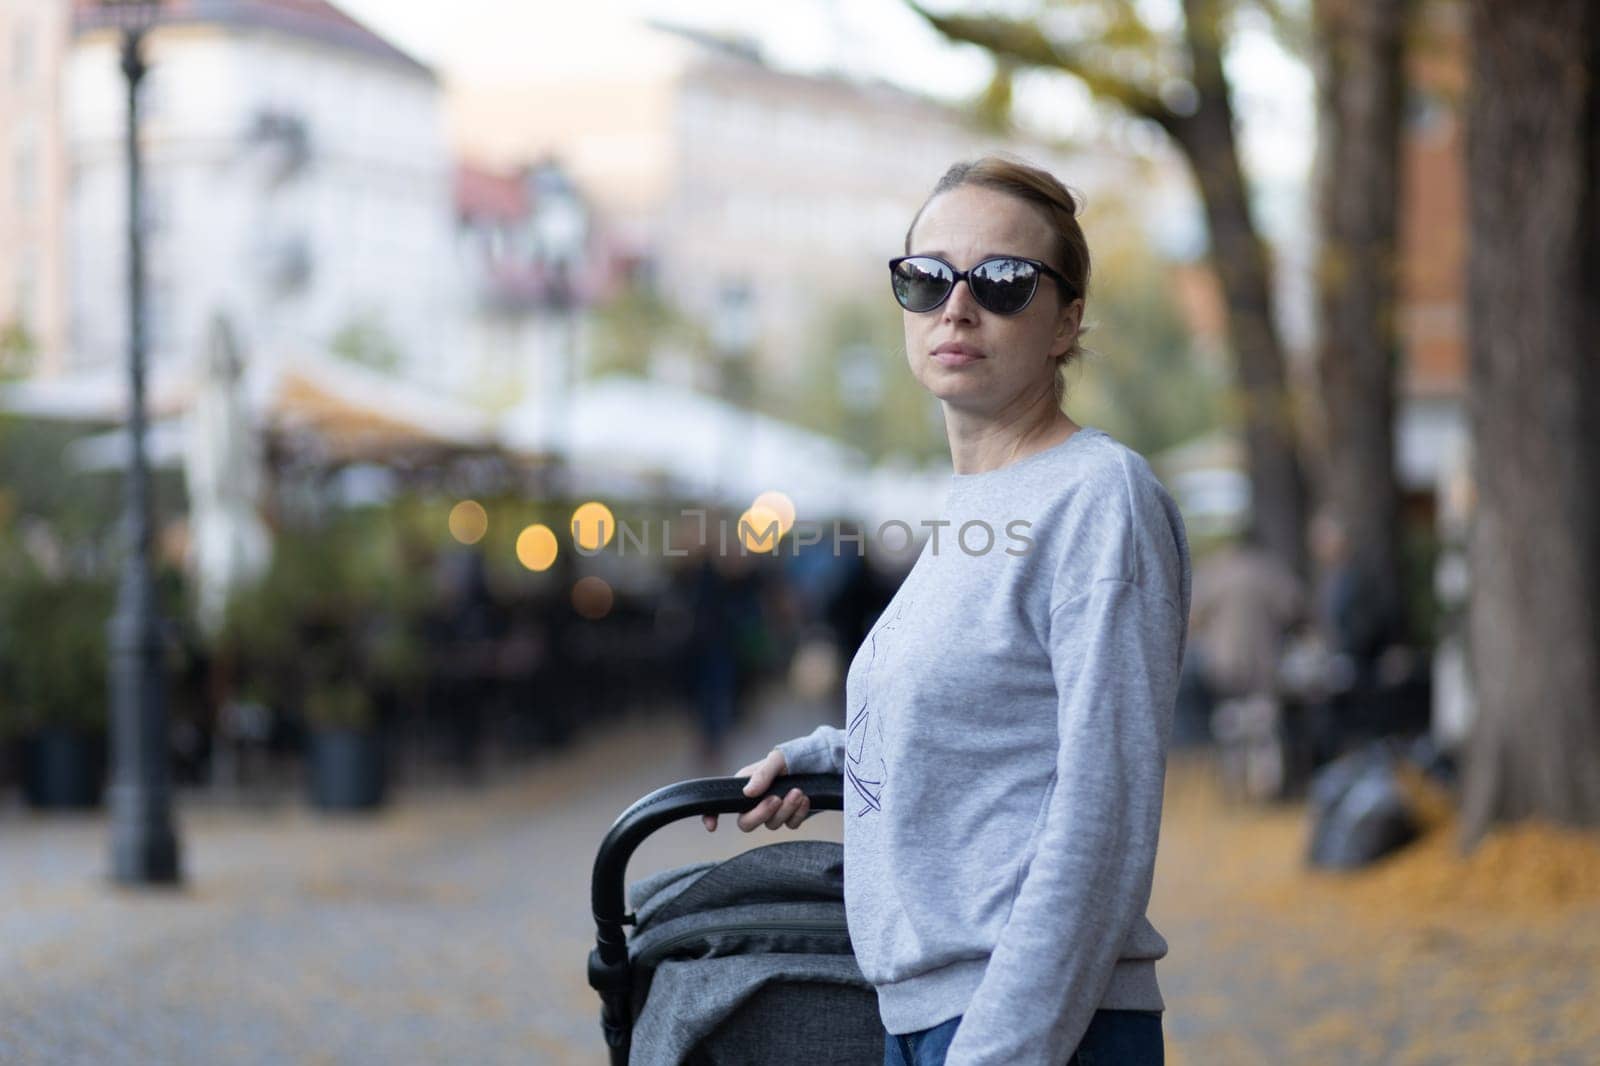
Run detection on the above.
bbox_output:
[1396,3,1471,746]
[448,21,1152,389]
[0,0,71,371]
[1395,1,1468,501]
[63,0,460,388]
[453,157,638,412]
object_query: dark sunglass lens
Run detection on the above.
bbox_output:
[892,258,953,311]
[971,258,1039,313]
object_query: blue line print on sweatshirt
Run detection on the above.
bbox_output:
[846,598,906,817]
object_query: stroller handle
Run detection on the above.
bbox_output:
[586,773,844,1060]
[591,772,844,936]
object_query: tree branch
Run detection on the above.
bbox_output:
[1097,0,1168,51]
[1250,0,1315,55]
[904,1,1179,131]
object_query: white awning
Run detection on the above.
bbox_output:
[501,375,873,517]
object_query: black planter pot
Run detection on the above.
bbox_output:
[21,728,106,810]
[0,735,18,795]
[308,728,386,812]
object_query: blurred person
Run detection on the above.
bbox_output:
[1307,513,1426,759]
[1189,528,1306,797]
[783,520,851,623]
[1310,512,1401,689]
[822,542,908,705]
[703,157,1188,1065]
[1189,526,1305,702]
[531,546,586,749]
[495,577,553,755]
[730,546,787,698]
[780,532,854,703]
[824,538,899,659]
[425,548,499,778]
[680,534,745,773]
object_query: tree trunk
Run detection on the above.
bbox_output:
[1311,0,1409,639]
[1173,0,1311,580]
[1460,0,1600,848]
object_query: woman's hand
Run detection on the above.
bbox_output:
[702,749,811,832]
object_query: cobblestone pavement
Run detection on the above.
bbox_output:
[4,694,1597,1065]
[1150,761,1600,1066]
[0,692,841,1066]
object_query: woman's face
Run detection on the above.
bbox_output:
[901,184,1082,415]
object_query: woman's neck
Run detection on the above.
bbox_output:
[944,394,1080,476]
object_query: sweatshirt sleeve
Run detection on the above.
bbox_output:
[943,576,1183,1064]
[775,724,847,775]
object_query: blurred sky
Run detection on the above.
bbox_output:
[335,0,1313,195]
[338,0,990,96]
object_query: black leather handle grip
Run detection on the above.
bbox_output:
[590,773,843,938]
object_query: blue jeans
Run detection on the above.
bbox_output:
[883,1009,1163,1066]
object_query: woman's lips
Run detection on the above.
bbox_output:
[931,345,985,367]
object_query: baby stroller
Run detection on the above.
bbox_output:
[587,773,883,1065]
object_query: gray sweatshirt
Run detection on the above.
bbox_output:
[776,426,1191,1064]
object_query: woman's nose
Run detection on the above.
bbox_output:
[941,278,981,322]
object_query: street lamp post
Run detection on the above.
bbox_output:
[100,0,181,885]
[529,164,587,501]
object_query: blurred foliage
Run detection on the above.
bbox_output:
[0,416,111,738]
[588,281,713,380]
[0,564,113,737]
[330,313,402,374]
[303,681,374,733]
[975,58,1018,132]
[909,0,1302,131]
[782,296,946,465]
[0,414,126,545]
[219,506,429,732]
[591,280,949,464]
[0,319,37,380]
[0,415,200,738]
[1401,518,1441,650]
[1067,240,1227,458]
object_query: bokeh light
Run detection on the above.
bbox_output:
[571,575,614,620]
[737,504,783,554]
[448,500,488,544]
[515,523,558,571]
[569,500,616,552]
[751,490,796,535]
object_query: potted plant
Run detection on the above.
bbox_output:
[0,569,113,809]
[219,519,399,812]
[0,613,18,799]
[303,676,385,811]
[0,416,145,808]
[0,559,17,797]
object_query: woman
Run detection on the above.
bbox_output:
[703,156,1190,1066]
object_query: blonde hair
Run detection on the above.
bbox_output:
[905,155,1091,402]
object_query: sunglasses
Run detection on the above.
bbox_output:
[888,254,1075,315]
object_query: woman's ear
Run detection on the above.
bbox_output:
[1050,297,1084,360]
